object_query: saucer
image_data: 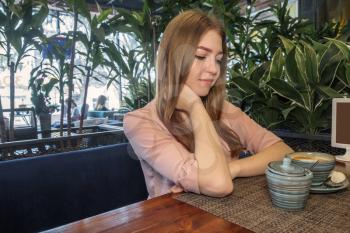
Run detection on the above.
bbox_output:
[310,178,349,194]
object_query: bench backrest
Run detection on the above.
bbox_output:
[0,143,148,233]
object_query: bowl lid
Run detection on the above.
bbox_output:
[268,157,306,177]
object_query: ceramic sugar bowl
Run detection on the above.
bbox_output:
[265,157,313,211]
[286,152,336,186]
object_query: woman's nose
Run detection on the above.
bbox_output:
[206,57,219,75]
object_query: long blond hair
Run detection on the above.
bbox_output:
[156,10,242,157]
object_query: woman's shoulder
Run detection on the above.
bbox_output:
[124,101,156,125]
[123,100,169,137]
[125,100,155,115]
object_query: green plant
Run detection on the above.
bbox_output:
[225,0,350,134]
[29,68,58,115]
[74,2,112,132]
[65,0,80,135]
[0,0,48,140]
[258,0,314,57]
[104,40,152,110]
[267,37,350,134]
[0,0,48,70]
[107,1,158,105]
[227,61,289,129]
[43,34,70,134]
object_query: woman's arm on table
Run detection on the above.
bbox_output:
[177,86,233,197]
[229,141,294,178]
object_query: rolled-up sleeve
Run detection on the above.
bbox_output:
[124,111,200,194]
[222,101,282,154]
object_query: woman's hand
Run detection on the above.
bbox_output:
[175,85,202,114]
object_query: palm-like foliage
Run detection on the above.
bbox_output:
[267,37,350,134]
[258,0,313,56]
[104,40,152,109]
[106,1,157,105]
[0,0,48,69]
[74,3,112,132]
[0,0,48,141]
[227,61,289,129]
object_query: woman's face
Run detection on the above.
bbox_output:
[185,29,223,97]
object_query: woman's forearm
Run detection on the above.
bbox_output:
[189,102,233,197]
[229,141,293,178]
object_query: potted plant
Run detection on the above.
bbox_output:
[29,71,58,137]
[264,37,350,153]
[267,37,350,133]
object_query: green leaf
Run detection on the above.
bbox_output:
[0,11,6,26]
[301,41,318,84]
[9,3,22,18]
[326,38,350,60]
[320,60,341,85]
[92,27,105,42]
[115,24,140,36]
[250,62,269,83]
[66,0,74,9]
[310,39,328,58]
[268,78,309,110]
[43,78,59,94]
[231,76,265,97]
[336,64,350,87]
[294,46,307,83]
[268,48,284,81]
[285,47,306,88]
[104,40,129,75]
[97,8,112,23]
[76,0,91,23]
[279,36,294,54]
[124,96,135,110]
[281,106,296,120]
[91,15,98,29]
[31,4,49,28]
[76,31,89,51]
[319,43,339,74]
[346,63,350,86]
[92,46,103,70]
[317,85,343,98]
[288,108,309,133]
[8,30,22,53]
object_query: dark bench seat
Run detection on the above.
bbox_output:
[0,143,148,233]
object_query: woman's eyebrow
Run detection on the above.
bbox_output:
[197,46,223,55]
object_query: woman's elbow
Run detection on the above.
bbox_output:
[199,179,234,197]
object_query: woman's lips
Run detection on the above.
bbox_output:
[199,79,214,86]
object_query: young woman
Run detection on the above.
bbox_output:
[124,10,293,199]
[95,95,109,111]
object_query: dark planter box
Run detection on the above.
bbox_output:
[273,130,345,156]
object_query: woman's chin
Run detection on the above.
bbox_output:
[195,88,210,97]
[196,91,210,97]
[187,85,211,97]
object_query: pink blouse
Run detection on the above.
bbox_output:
[123,100,281,198]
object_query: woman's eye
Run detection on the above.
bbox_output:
[195,55,205,60]
[216,59,222,64]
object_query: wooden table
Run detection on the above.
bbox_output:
[44,193,253,233]
[45,163,350,233]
